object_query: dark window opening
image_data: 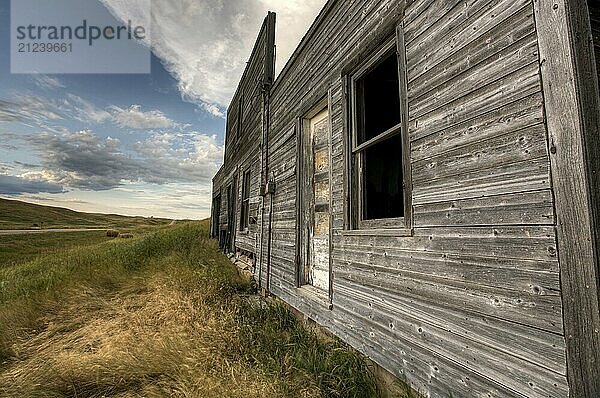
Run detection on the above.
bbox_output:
[212,194,221,238]
[362,134,403,220]
[356,53,401,145]
[225,181,236,252]
[240,169,251,231]
[352,45,406,224]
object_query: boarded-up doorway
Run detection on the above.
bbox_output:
[297,100,331,295]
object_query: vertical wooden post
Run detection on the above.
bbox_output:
[396,22,413,230]
[327,88,334,305]
[263,12,276,293]
[341,75,351,231]
[258,11,276,291]
[533,1,600,396]
[295,117,303,288]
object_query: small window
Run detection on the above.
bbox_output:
[240,169,251,231]
[350,38,410,229]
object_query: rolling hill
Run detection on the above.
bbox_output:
[0,198,173,230]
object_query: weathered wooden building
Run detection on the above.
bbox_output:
[211,1,600,396]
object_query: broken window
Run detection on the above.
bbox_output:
[240,169,251,231]
[350,39,410,228]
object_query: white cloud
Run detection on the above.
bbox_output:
[259,0,327,72]
[0,163,12,175]
[200,102,226,118]
[64,94,112,124]
[109,104,175,129]
[0,93,111,128]
[132,131,224,181]
[2,128,223,191]
[100,0,327,110]
[0,95,63,126]
[31,75,66,90]
[0,92,179,131]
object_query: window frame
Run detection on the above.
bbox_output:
[347,32,412,234]
[294,95,334,309]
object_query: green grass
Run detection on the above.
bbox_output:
[233,302,377,397]
[0,221,393,397]
[0,197,175,230]
[0,231,110,268]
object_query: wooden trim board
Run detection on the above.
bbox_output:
[533,1,600,396]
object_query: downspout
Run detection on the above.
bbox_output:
[265,172,275,292]
[258,65,272,292]
[262,88,273,294]
[258,91,268,290]
[258,193,265,289]
[260,11,276,294]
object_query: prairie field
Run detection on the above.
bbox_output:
[0,220,395,398]
[0,198,173,230]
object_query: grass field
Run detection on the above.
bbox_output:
[0,198,174,230]
[0,231,110,268]
[0,221,412,397]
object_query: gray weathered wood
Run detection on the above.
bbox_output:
[209,0,600,396]
[533,0,600,396]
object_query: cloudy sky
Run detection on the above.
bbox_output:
[0,0,326,219]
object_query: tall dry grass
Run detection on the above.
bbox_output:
[0,222,379,397]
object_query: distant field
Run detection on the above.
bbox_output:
[0,222,400,398]
[0,198,174,230]
[0,230,109,268]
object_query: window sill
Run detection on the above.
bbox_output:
[338,228,414,237]
[238,230,250,236]
[297,284,333,310]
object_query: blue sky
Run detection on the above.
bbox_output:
[0,0,325,219]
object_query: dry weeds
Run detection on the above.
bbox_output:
[0,223,379,398]
[0,266,293,398]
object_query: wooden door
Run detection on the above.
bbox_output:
[306,109,330,292]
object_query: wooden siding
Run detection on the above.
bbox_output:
[212,13,275,258]
[590,3,600,80]
[209,0,600,396]
[263,0,568,396]
[533,1,600,396]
